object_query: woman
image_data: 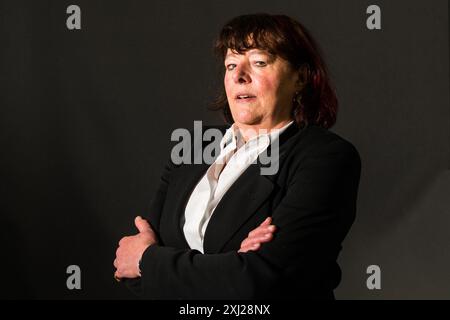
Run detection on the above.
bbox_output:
[114,13,361,299]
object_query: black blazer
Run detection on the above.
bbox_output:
[127,122,361,300]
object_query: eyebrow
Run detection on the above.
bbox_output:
[225,49,270,59]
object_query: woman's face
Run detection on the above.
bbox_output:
[224,48,300,131]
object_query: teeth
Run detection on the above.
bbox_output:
[238,95,252,99]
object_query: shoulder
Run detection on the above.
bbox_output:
[287,124,361,169]
[304,125,358,153]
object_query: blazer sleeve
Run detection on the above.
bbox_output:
[145,156,179,240]
[136,138,361,299]
[123,155,178,295]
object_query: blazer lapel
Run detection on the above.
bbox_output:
[164,126,229,249]
[163,163,209,248]
[203,165,274,253]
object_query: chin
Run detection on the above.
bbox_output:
[233,115,257,125]
[231,109,260,125]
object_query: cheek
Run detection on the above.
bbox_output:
[224,75,233,96]
[254,76,279,100]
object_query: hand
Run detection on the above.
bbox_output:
[114,216,157,280]
[238,217,276,253]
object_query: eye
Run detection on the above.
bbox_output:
[226,64,236,71]
[254,61,267,67]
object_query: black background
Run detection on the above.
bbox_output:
[1,0,449,299]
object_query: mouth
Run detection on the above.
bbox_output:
[235,93,257,101]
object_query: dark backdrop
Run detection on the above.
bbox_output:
[1,0,449,299]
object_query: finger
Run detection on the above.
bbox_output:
[114,270,124,282]
[258,233,273,242]
[240,238,249,248]
[115,246,122,258]
[238,245,252,253]
[241,233,273,249]
[135,216,151,233]
[240,243,260,253]
[248,223,266,237]
[238,239,253,252]
[118,236,127,246]
[238,246,249,253]
[240,236,258,249]
[248,224,276,238]
[249,227,267,238]
[247,234,273,247]
[260,217,272,226]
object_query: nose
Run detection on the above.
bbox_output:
[232,64,251,84]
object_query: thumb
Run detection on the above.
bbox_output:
[134,216,151,233]
[260,217,272,226]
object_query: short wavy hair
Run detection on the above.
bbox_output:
[212,13,338,129]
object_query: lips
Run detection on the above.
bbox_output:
[235,93,256,100]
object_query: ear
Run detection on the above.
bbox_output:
[295,64,310,91]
